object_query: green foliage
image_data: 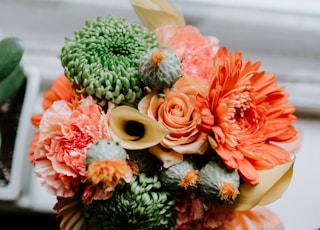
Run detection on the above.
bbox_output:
[83,173,176,230]
[0,37,25,106]
[60,16,158,106]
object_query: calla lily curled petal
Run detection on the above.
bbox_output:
[232,158,295,211]
[108,105,169,150]
[149,144,183,168]
[131,0,185,31]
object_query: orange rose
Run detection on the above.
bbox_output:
[138,76,208,154]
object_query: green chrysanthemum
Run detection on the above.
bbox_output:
[60,16,158,106]
[83,173,176,230]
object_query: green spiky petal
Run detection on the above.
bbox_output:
[60,16,158,106]
[83,173,176,230]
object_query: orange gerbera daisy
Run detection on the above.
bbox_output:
[42,74,76,110]
[30,74,76,129]
[193,47,298,186]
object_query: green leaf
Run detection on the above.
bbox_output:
[0,37,24,82]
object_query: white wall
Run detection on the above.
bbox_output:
[1,0,319,115]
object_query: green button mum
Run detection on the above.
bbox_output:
[60,16,158,106]
[83,173,176,230]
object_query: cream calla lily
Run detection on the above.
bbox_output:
[232,157,295,211]
[130,0,185,31]
[108,105,169,150]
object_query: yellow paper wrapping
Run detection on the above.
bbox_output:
[232,158,295,211]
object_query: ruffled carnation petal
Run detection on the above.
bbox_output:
[33,96,110,197]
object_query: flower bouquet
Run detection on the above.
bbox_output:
[29,0,300,229]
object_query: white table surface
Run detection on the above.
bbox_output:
[267,117,320,230]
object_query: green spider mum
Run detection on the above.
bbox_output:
[60,16,158,106]
[83,173,176,230]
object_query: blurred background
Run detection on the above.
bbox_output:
[0,0,319,229]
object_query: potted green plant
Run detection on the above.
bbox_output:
[0,37,40,200]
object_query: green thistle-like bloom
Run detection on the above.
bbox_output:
[86,139,128,166]
[199,160,240,204]
[83,173,176,230]
[159,158,199,191]
[60,16,158,106]
[136,48,181,90]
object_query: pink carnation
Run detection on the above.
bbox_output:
[175,197,205,229]
[174,195,234,230]
[82,183,113,205]
[33,96,110,197]
[156,24,219,83]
